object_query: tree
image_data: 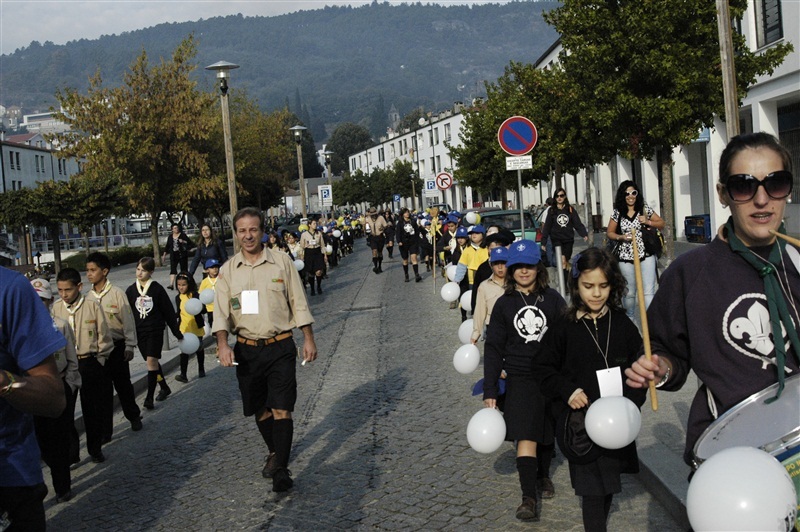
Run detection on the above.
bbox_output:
[27,180,73,272]
[0,188,35,263]
[51,35,215,263]
[63,173,127,253]
[326,123,374,175]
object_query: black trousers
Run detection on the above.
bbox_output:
[33,380,74,496]
[78,357,112,457]
[103,340,141,438]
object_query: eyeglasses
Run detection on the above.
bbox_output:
[625,190,638,197]
[556,194,566,198]
[725,171,793,202]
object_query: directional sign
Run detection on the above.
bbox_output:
[506,156,533,171]
[424,179,438,198]
[318,185,333,207]
[497,116,538,156]
[436,172,453,191]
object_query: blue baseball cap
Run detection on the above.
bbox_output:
[451,211,462,218]
[490,247,509,264]
[455,226,468,238]
[505,240,541,268]
[205,259,220,269]
[468,224,485,234]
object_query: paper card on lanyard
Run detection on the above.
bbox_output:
[241,290,259,315]
[596,366,623,398]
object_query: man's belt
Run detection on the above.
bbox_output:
[77,353,97,360]
[237,332,292,347]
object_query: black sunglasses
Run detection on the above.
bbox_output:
[556,193,566,198]
[725,171,793,202]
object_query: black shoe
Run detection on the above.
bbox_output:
[537,477,555,499]
[143,398,155,410]
[515,496,539,521]
[272,467,293,492]
[175,374,188,383]
[91,452,106,464]
[415,275,422,282]
[317,286,323,293]
[131,418,143,431]
[198,369,206,378]
[56,490,73,503]
[404,275,410,282]
[261,452,278,479]
[372,266,378,274]
[101,435,112,444]
[156,387,172,401]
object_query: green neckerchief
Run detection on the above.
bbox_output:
[725,217,800,402]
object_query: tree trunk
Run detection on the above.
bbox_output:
[554,161,563,190]
[585,166,594,232]
[660,146,676,263]
[83,232,90,254]
[103,224,110,254]
[50,224,63,274]
[151,213,162,265]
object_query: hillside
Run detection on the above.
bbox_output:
[0,1,559,139]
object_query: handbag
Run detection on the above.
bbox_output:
[641,224,664,258]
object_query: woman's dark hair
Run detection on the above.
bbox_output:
[138,257,156,272]
[400,207,410,218]
[175,271,198,293]
[504,262,550,297]
[171,223,182,232]
[718,132,793,185]
[566,248,626,319]
[195,224,219,248]
[554,187,570,208]
[613,180,644,213]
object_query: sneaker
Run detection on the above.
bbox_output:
[143,398,155,410]
[91,452,106,464]
[515,496,539,521]
[272,467,293,492]
[156,387,172,401]
[537,477,555,499]
[175,374,188,383]
[261,452,278,479]
[56,490,73,504]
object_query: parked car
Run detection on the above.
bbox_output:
[478,210,540,242]
[276,213,325,236]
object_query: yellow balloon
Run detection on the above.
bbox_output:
[298,224,309,232]
[475,213,481,224]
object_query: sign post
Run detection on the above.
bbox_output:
[498,116,538,238]
[318,185,333,208]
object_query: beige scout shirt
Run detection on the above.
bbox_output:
[370,215,388,236]
[212,246,314,340]
[471,276,506,342]
[52,296,114,364]
[299,231,322,249]
[52,316,82,393]
[86,283,137,349]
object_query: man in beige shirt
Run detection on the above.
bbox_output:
[213,207,317,493]
[367,206,388,274]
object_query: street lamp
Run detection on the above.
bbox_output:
[205,60,240,253]
[409,173,417,212]
[323,150,334,218]
[290,125,308,218]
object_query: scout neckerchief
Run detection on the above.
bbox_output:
[135,279,155,320]
[91,280,113,300]
[725,217,800,402]
[64,295,85,350]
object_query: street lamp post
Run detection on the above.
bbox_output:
[324,150,334,219]
[409,173,417,212]
[290,125,308,218]
[205,60,240,253]
[418,116,436,209]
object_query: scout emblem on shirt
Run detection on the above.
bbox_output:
[514,305,548,344]
[723,293,793,372]
[135,295,154,319]
[556,212,570,228]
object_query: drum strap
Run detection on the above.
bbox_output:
[726,218,800,403]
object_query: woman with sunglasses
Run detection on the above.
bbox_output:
[541,188,589,290]
[625,132,800,470]
[606,181,665,321]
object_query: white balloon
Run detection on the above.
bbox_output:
[440,282,460,302]
[184,298,203,316]
[460,290,473,312]
[465,211,479,224]
[466,408,506,454]
[446,264,457,281]
[199,288,215,305]
[458,319,474,344]
[453,343,480,374]
[333,230,342,238]
[325,244,333,254]
[687,447,797,531]
[178,332,200,354]
[294,259,305,271]
[584,396,642,449]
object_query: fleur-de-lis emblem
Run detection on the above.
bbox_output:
[516,243,526,252]
[514,306,546,343]
[730,301,774,356]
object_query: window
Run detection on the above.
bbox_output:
[8,152,13,170]
[390,144,396,158]
[436,156,441,173]
[430,157,436,173]
[35,155,40,172]
[755,0,783,48]
[434,127,439,145]
[419,160,426,176]
[15,152,20,170]
[444,124,452,142]
[378,148,384,162]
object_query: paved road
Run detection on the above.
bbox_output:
[43,241,685,530]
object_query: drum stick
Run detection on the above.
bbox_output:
[769,229,800,248]
[632,231,658,411]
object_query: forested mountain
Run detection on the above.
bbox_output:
[0,1,559,140]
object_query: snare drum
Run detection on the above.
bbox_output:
[693,374,800,528]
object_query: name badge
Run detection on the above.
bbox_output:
[596,366,623,398]
[242,290,259,315]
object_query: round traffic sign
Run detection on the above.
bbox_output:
[497,116,538,156]
[436,172,453,191]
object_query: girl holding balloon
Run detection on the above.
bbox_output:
[174,272,206,383]
[535,248,646,532]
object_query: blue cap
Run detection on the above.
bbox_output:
[451,211,462,218]
[490,247,509,264]
[468,224,485,234]
[423,220,431,226]
[205,259,220,269]
[505,240,541,268]
[446,215,459,225]
[455,226,468,238]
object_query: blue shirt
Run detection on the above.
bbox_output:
[0,267,67,487]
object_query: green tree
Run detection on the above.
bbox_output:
[64,173,127,253]
[51,35,215,263]
[326,123,374,175]
[27,180,73,272]
[0,188,34,263]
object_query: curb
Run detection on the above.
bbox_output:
[638,445,691,530]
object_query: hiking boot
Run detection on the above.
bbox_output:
[537,477,555,499]
[272,468,293,492]
[261,452,278,479]
[155,387,172,401]
[515,496,539,521]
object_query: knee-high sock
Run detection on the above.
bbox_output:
[403,263,409,275]
[179,353,189,375]
[516,456,538,499]
[256,416,276,453]
[537,443,554,479]
[157,364,168,390]
[273,419,294,468]
[412,263,419,275]
[147,370,158,399]
[197,349,205,372]
[582,495,611,532]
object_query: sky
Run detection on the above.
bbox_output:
[0,0,511,54]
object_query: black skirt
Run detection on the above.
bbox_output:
[303,246,325,274]
[503,373,554,444]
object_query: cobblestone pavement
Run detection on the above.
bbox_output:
[44,241,685,531]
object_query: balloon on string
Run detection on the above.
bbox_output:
[333,230,342,238]
[460,290,473,312]
[687,446,797,531]
[184,298,203,316]
[178,333,200,354]
[584,396,642,449]
[446,265,457,281]
[453,343,480,374]
[325,245,333,254]
[458,319,474,344]
[440,282,460,302]
[465,211,481,225]
[199,289,215,305]
[294,259,305,271]
[466,407,506,453]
